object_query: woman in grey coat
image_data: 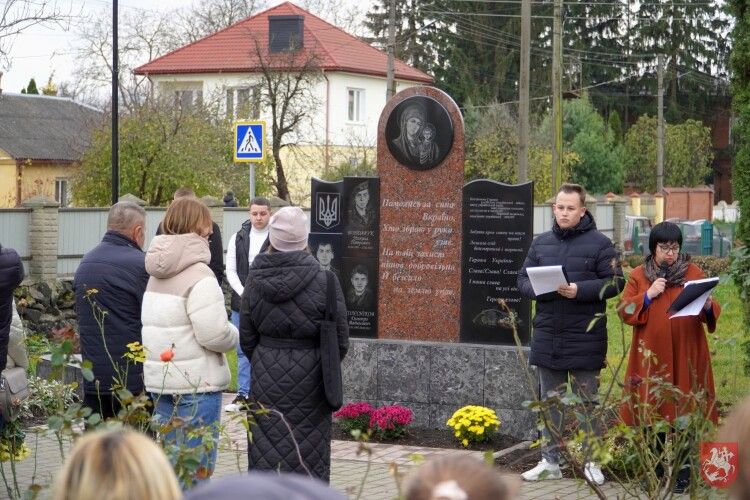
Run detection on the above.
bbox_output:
[240,207,349,481]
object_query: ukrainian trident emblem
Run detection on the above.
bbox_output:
[316,192,340,229]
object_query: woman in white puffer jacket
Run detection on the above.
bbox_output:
[141,196,238,487]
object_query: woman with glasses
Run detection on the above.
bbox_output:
[619,221,721,492]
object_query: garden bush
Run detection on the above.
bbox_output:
[369,405,413,440]
[447,405,500,447]
[333,402,374,435]
[691,256,730,277]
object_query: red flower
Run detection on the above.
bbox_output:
[334,402,374,420]
[627,374,643,388]
[160,348,175,362]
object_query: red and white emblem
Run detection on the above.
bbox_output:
[700,441,738,488]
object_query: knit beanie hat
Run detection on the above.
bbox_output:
[269,206,308,252]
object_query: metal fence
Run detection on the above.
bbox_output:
[2,202,618,278]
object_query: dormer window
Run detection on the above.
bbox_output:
[269,15,304,53]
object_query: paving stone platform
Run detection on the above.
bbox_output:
[0,394,634,499]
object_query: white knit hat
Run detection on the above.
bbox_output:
[269,206,309,252]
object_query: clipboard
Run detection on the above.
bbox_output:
[668,277,719,318]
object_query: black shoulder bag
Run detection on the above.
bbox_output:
[320,270,343,409]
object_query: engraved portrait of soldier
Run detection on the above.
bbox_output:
[385,96,453,171]
[346,264,375,311]
[347,180,375,231]
[314,240,341,284]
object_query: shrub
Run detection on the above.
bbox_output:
[691,256,730,278]
[447,405,500,447]
[333,402,374,435]
[624,254,645,269]
[21,376,79,419]
[369,405,413,440]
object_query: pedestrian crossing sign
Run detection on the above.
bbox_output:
[234,121,265,162]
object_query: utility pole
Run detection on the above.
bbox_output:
[518,0,530,183]
[657,54,664,193]
[111,0,119,205]
[551,0,563,193]
[385,0,397,100]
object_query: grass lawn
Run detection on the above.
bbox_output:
[227,349,238,393]
[600,270,748,408]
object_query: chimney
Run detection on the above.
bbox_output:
[268,15,304,53]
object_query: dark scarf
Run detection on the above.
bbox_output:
[643,253,691,286]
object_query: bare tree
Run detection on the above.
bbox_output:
[72,0,267,110]
[0,0,73,69]
[299,0,368,38]
[174,0,267,46]
[252,37,322,202]
[72,8,176,111]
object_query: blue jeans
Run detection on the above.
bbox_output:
[152,391,222,487]
[232,310,251,396]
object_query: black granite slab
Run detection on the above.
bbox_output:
[460,180,533,345]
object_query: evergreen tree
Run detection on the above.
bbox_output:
[608,110,623,145]
[629,0,729,121]
[25,78,39,94]
[364,0,440,74]
[729,0,750,244]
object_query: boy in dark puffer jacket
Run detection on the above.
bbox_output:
[518,183,624,486]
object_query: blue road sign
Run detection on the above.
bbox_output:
[234,121,265,162]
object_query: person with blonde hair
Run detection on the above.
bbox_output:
[53,429,181,500]
[717,395,750,499]
[404,455,519,500]
[142,196,238,485]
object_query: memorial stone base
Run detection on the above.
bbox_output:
[342,338,539,440]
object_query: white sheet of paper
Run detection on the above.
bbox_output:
[526,265,568,296]
[668,277,718,319]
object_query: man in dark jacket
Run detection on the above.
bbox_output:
[74,201,149,419]
[157,187,224,285]
[518,183,624,485]
[0,244,24,374]
[224,197,270,412]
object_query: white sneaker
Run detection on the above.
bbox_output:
[223,394,248,412]
[584,462,605,485]
[522,459,562,481]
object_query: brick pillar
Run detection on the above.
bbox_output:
[22,195,59,280]
[654,193,664,224]
[612,198,627,252]
[201,195,224,230]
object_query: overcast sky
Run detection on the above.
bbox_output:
[2,0,362,96]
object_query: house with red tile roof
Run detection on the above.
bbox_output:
[134,1,432,203]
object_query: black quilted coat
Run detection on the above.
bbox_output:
[239,250,349,481]
[517,212,624,371]
[0,245,24,373]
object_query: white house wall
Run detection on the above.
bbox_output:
[149,72,421,147]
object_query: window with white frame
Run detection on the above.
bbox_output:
[226,86,261,119]
[347,88,365,122]
[173,89,203,110]
[55,178,69,207]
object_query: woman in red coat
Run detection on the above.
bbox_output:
[619,221,720,492]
